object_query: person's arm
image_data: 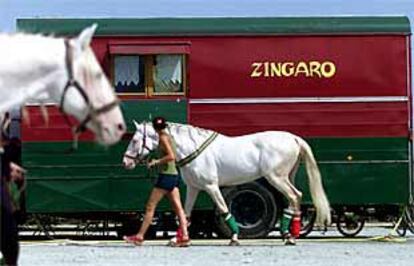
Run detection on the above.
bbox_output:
[148,134,175,167]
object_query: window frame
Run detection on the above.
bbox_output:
[111,55,146,96]
[109,42,190,98]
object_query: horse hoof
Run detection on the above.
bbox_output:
[229,239,240,246]
[284,237,296,246]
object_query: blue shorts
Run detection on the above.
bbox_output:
[154,173,180,192]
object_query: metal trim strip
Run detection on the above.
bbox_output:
[189,96,408,104]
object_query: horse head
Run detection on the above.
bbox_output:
[122,121,157,169]
[49,24,126,145]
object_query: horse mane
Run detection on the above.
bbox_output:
[0,32,63,71]
[141,121,218,145]
[167,122,217,136]
[0,32,60,48]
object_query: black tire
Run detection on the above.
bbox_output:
[336,211,365,237]
[299,207,316,238]
[214,182,278,239]
[395,221,407,237]
[404,206,414,234]
[394,211,409,237]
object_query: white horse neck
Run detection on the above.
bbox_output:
[0,33,64,112]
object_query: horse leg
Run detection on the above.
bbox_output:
[264,174,302,245]
[289,156,301,184]
[204,184,240,246]
[184,185,200,221]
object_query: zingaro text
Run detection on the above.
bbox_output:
[251,61,336,78]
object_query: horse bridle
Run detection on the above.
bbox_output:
[124,123,152,164]
[60,39,120,136]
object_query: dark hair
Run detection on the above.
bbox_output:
[152,116,167,130]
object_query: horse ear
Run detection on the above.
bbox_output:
[75,24,97,51]
[133,120,140,130]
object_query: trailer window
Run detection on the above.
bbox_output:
[112,54,186,97]
[154,55,183,94]
[113,55,145,93]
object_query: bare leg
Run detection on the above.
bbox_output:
[136,187,167,239]
[166,187,189,238]
[168,186,199,246]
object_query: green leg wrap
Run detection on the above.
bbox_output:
[222,213,240,235]
[281,209,294,236]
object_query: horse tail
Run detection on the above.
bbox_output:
[296,137,331,226]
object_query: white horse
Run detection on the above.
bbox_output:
[0,24,125,145]
[123,121,331,245]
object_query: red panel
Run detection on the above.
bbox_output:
[21,107,95,142]
[189,102,409,138]
[188,36,408,98]
[91,35,408,98]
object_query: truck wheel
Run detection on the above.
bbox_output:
[215,182,278,239]
[336,211,365,237]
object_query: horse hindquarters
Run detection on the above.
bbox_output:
[296,137,331,226]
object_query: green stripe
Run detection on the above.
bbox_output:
[22,137,410,213]
[177,132,218,167]
[16,17,410,36]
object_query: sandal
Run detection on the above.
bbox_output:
[123,235,144,246]
[171,235,191,248]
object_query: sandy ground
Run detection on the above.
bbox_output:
[14,227,414,266]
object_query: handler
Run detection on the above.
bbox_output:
[124,116,190,247]
[1,138,26,266]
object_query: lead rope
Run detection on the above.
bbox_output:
[367,206,407,243]
[176,132,218,168]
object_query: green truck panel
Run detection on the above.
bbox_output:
[297,137,410,205]
[23,131,410,213]
[17,17,410,36]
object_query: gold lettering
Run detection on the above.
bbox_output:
[250,60,336,78]
[263,62,270,77]
[321,61,336,78]
[308,61,322,78]
[294,61,310,77]
[270,62,282,77]
[250,62,262,78]
[282,62,294,77]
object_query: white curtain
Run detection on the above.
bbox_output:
[155,55,182,92]
[114,56,141,86]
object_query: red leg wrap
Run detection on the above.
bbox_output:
[291,216,301,238]
[176,227,183,239]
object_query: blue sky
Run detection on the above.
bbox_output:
[1,0,414,32]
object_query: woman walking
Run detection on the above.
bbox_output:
[123,117,190,247]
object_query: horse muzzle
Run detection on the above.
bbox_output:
[122,156,136,170]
